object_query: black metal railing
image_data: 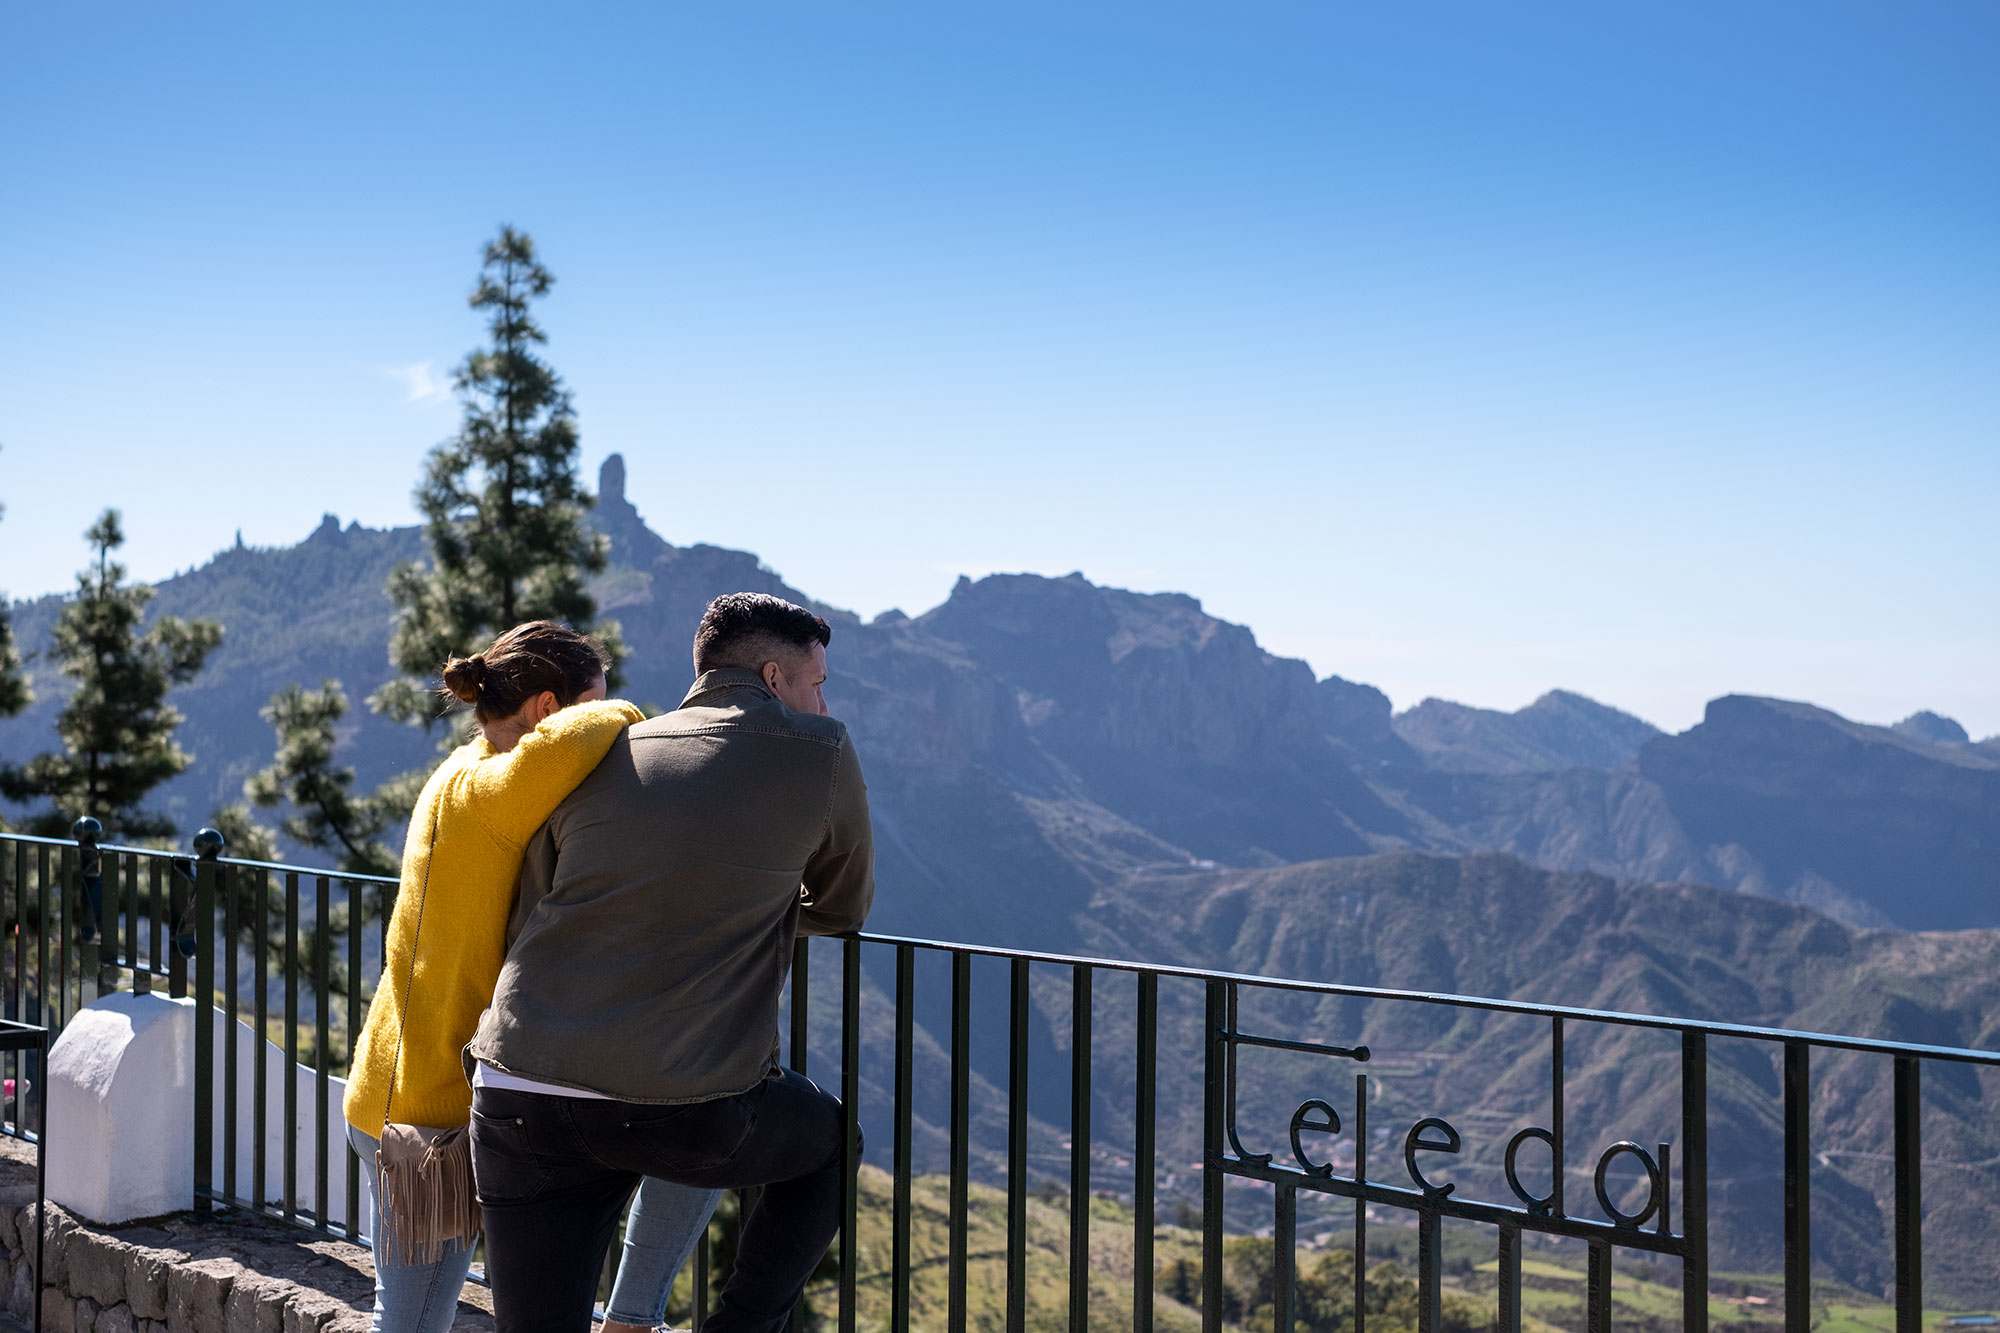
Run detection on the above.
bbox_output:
[1,824,395,1237]
[5,822,1998,1333]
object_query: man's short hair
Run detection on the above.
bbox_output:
[693,593,833,676]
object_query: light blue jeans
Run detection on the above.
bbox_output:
[349,1123,720,1333]
[604,1176,725,1326]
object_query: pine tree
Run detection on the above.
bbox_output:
[0,501,29,835]
[206,802,278,862]
[372,226,620,727]
[0,503,29,724]
[244,681,397,874]
[10,511,222,839]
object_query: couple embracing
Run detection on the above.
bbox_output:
[341,593,874,1333]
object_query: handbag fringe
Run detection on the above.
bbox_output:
[376,1123,481,1267]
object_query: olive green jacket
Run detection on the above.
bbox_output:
[467,667,875,1103]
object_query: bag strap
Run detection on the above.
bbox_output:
[382,803,443,1128]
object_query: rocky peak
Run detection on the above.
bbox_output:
[916,572,1318,765]
[589,452,671,570]
[1894,710,1971,745]
[1391,689,1659,774]
[1317,674,1414,763]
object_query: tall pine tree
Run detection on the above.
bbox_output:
[372,226,619,726]
[10,511,222,839]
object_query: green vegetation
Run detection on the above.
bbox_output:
[647,1168,1949,1333]
[700,1168,1482,1332]
[2,510,220,838]
[242,681,398,874]
[0,496,28,830]
[0,501,26,728]
[372,225,620,729]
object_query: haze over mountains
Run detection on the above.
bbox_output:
[2,453,1995,939]
[4,456,1998,1299]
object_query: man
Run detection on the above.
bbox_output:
[467,592,873,1333]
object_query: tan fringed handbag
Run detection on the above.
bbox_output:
[374,809,481,1265]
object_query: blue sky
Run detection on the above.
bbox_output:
[2,2,1995,736]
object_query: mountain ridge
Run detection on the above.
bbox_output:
[2,453,1994,935]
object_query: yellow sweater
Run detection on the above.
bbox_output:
[342,699,644,1137]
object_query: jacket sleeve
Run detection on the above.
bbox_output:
[799,730,875,936]
[455,701,644,846]
[508,823,559,950]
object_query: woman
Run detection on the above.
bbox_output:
[343,621,718,1333]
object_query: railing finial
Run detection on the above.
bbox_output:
[193,827,225,860]
[74,816,104,943]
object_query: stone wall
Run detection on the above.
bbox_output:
[0,1140,494,1333]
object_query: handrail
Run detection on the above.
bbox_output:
[0,830,399,883]
[851,929,2000,1067]
[9,822,1991,1065]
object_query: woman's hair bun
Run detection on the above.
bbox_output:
[440,653,488,705]
[437,622,608,723]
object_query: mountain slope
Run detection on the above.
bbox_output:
[1071,853,2000,1304]
[3,453,1995,940]
[1638,696,2000,932]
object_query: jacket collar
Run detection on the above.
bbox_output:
[680,666,776,709]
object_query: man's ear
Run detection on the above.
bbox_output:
[760,660,784,692]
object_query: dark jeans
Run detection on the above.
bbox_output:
[471,1070,846,1333]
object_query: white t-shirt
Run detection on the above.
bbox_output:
[472,1060,613,1101]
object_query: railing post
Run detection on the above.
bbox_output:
[284,871,299,1219]
[1418,1209,1442,1333]
[1006,957,1029,1333]
[34,844,49,1033]
[72,819,102,1004]
[346,877,364,1238]
[57,844,71,1028]
[1497,1222,1522,1333]
[222,863,238,1207]
[192,827,223,1217]
[948,951,971,1333]
[1273,1184,1296,1333]
[789,936,812,1333]
[1586,1239,1612,1333]
[11,840,27,1051]
[253,869,269,1216]
[1784,1040,1811,1333]
[1354,1072,1368,1333]
[891,943,914,1333]
[1131,971,1156,1333]
[1551,1016,1565,1219]
[1201,980,1225,1333]
[1682,1031,1708,1333]
[790,936,810,1075]
[1069,964,1092,1333]
[167,852,189,1000]
[313,876,330,1228]
[122,854,141,995]
[1893,1056,1921,1333]
[33,1025,46,1333]
[839,937,860,1333]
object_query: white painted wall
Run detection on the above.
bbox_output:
[47,991,369,1233]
